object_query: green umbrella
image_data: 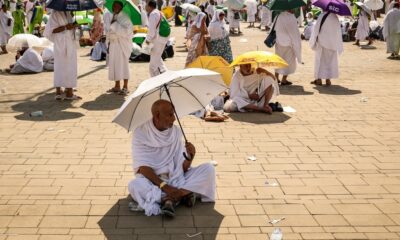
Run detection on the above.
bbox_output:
[266,0,306,10]
[105,0,142,25]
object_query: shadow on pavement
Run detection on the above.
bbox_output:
[98,196,223,240]
[81,93,125,111]
[12,93,84,121]
[313,85,362,95]
[229,112,291,124]
[279,85,314,95]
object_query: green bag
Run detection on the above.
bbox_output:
[158,14,171,37]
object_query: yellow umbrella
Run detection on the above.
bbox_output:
[187,56,233,86]
[229,51,288,68]
[162,6,175,20]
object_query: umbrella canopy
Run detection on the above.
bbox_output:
[364,0,383,10]
[162,6,174,19]
[105,0,141,25]
[230,51,288,68]
[355,2,373,16]
[113,68,227,132]
[180,3,201,12]
[312,0,352,16]
[8,34,42,48]
[39,37,54,47]
[132,32,146,44]
[223,0,244,9]
[46,0,98,11]
[187,56,233,86]
[266,0,306,10]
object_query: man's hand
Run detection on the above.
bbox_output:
[249,92,260,101]
[185,142,196,160]
[162,185,182,202]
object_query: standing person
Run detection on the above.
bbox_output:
[90,9,104,45]
[354,6,372,45]
[29,2,43,33]
[309,12,343,86]
[274,10,302,86]
[206,0,215,21]
[228,8,241,34]
[25,0,34,31]
[103,8,112,34]
[185,12,209,66]
[246,0,257,27]
[199,5,210,26]
[383,3,400,59]
[12,3,24,35]
[44,11,80,100]
[258,1,271,30]
[106,1,133,95]
[0,4,13,54]
[145,0,170,76]
[208,9,233,63]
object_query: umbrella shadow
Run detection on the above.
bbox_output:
[313,85,362,95]
[11,93,84,121]
[229,112,291,124]
[98,196,224,240]
[279,85,314,95]
[80,93,125,111]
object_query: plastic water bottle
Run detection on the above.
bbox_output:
[29,111,43,117]
[270,228,283,240]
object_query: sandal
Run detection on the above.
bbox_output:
[325,79,331,86]
[106,87,121,93]
[64,95,82,101]
[118,88,129,96]
[181,193,196,208]
[161,200,176,217]
[280,80,293,86]
[310,80,322,86]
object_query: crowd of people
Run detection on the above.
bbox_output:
[0,0,400,217]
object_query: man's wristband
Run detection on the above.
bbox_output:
[159,181,167,189]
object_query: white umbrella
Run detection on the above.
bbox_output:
[8,34,42,48]
[355,2,373,16]
[364,0,383,10]
[180,3,201,12]
[112,68,227,138]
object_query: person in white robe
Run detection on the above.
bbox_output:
[309,12,343,86]
[228,8,241,34]
[44,10,80,101]
[355,8,372,45]
[245,0,257,27]
[25,0,34,30]
[206,0,216,20]
[383,3,400,58]
[128,99,216,217]
[106,1,133,96]
[274,10,302,86]
[41,46,54,71]
[224,64,279,113]
[258,3,271,30]
[139,5,148,27]
[0,4,13,54]
[90,36,107,61]
[7,46,43,73]
[145,0,169,77]
[103,8,112,34]
[302,13,315,40]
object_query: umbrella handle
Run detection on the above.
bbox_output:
[163,84,189,143]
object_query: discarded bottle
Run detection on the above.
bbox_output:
[29,111,43,117]
[270,228,283,240]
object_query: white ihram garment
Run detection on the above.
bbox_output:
[128,120,216,216]
[0,10,13,45]
[355,10,370,41]
[13,48,43,73]
[383,8,400,54]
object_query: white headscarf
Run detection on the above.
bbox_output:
[208,9,227,40]
[192,12,206,28]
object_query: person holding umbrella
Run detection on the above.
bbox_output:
[309,10,343,86]
[44,11,81,100]
[354,2,373,46]
[274,9,302,86]
[106,0,133,96]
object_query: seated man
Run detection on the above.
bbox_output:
[223,64,279,113]
[128,100,216,217]
[7,45,43,74]
[90,35,107,61]
[41,46,54,71]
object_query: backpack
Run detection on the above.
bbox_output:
[158,13,171,37]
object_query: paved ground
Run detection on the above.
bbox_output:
[0,21,400,240]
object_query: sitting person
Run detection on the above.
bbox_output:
[223,64,279,113]
[6,45,43,74]
[41,46,54,71]
[90,35,107,61]
[128,99,216,217]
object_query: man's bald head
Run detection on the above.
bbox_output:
[151,100,175,131]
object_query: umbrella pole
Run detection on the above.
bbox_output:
[163,84,188,143]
